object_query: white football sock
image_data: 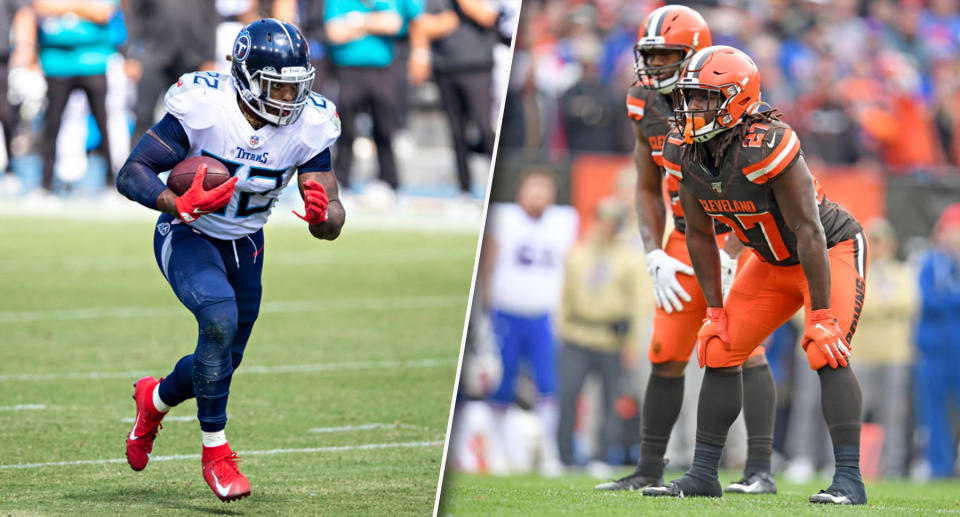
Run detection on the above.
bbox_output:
[202,430,227,448]
[536,398,561,465]
[152,384,171,413]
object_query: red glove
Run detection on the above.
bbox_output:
[802,309,850,369]
[174,163,238,223]
[695,307,731,368]
[292,179,328,224]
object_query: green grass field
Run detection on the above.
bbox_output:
[0,216,478,516]
[438,470,960,516]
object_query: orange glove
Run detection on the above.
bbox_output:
[292,179,328,224]
[695,307,731,368]
[802,309,850,369]
[174,163,238,223]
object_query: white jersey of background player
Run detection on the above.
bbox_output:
[480,169,578,476]
[163,71,340,239]
[487,201,578,315]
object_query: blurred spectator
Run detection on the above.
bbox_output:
[34,0,121,194]
[325,0,416,198]
[424,0,498,198]
[557,34,630,153]
[556,201,641,476]
[915,203,960,478]
[855,219,915,478]
[1,1,33,190]
[124,0,218,141]
[480,168,578,476]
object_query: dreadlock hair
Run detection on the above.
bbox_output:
[681,108,784,169]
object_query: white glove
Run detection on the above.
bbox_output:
[719,249,738,301]
[645,249,695,313]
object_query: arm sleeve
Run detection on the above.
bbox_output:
[115,114,190,209]
[298,148,332,174]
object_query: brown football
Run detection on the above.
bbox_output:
[166,156,232,196]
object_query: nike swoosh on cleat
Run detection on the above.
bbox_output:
[129,411,142,440]
[766,134,777,148]
[212,472,233,498]
[740,481,761,492]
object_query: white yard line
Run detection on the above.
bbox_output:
[119,415,196,423]
[0,357,454,382]
[0,440,443,470]
[0,294,464,323]
[0,404,47,411]
[308,423,421,433]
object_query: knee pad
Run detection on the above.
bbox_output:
[195,300,239,359]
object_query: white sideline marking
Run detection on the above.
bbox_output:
[0,294,464,323]
[0,440,443,470]
[308,423,420,433]
[0,404,47,411]
[119,415,196,424]
[0,357,454,382]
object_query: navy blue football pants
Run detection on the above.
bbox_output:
[152,214,264,432]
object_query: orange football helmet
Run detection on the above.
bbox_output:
[673,45,762,143]
[635,5,712,93]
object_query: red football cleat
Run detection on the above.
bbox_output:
[202,443,251,502]
[125,376,166,471]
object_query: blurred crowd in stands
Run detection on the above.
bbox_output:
[500,0,960,175]
[0,0,518,210]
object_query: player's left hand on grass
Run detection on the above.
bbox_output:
[292,179,328,224]
[695,307,731,368]
[802,309,850,368]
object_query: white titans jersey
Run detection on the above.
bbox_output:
[487,203,579,315]
[163,71,340,240]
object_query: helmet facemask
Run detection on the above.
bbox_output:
[235,63,315,126]
[673,84,741,143]
[634,38,694,94]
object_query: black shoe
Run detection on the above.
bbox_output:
[594,470,664,491]
[642,475,722,498]
[809,477,867,505]
[725,471,777,494]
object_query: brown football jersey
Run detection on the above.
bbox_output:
[662,119,863,266]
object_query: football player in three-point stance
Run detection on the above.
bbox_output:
[116,19,343,502]
[642,46,867,505]
[596,5,777,494]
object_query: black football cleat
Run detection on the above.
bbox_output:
[725,471,777,494]
[594,470,664,491]
[642,475,722,498]
[809,477,867,505]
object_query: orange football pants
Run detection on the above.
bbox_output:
[647,230,765,364]
[701,233,869,369]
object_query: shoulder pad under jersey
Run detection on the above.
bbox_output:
[662,127,686,180]
[298,92,341,153]
[738,120,801,184]
[626,83,653,122]
[163,71,233,131]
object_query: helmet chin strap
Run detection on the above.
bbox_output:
[656,71,680,94]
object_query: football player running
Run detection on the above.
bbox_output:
[116,19,343,502]
[596,5,776,494]
[642,46,867,505]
